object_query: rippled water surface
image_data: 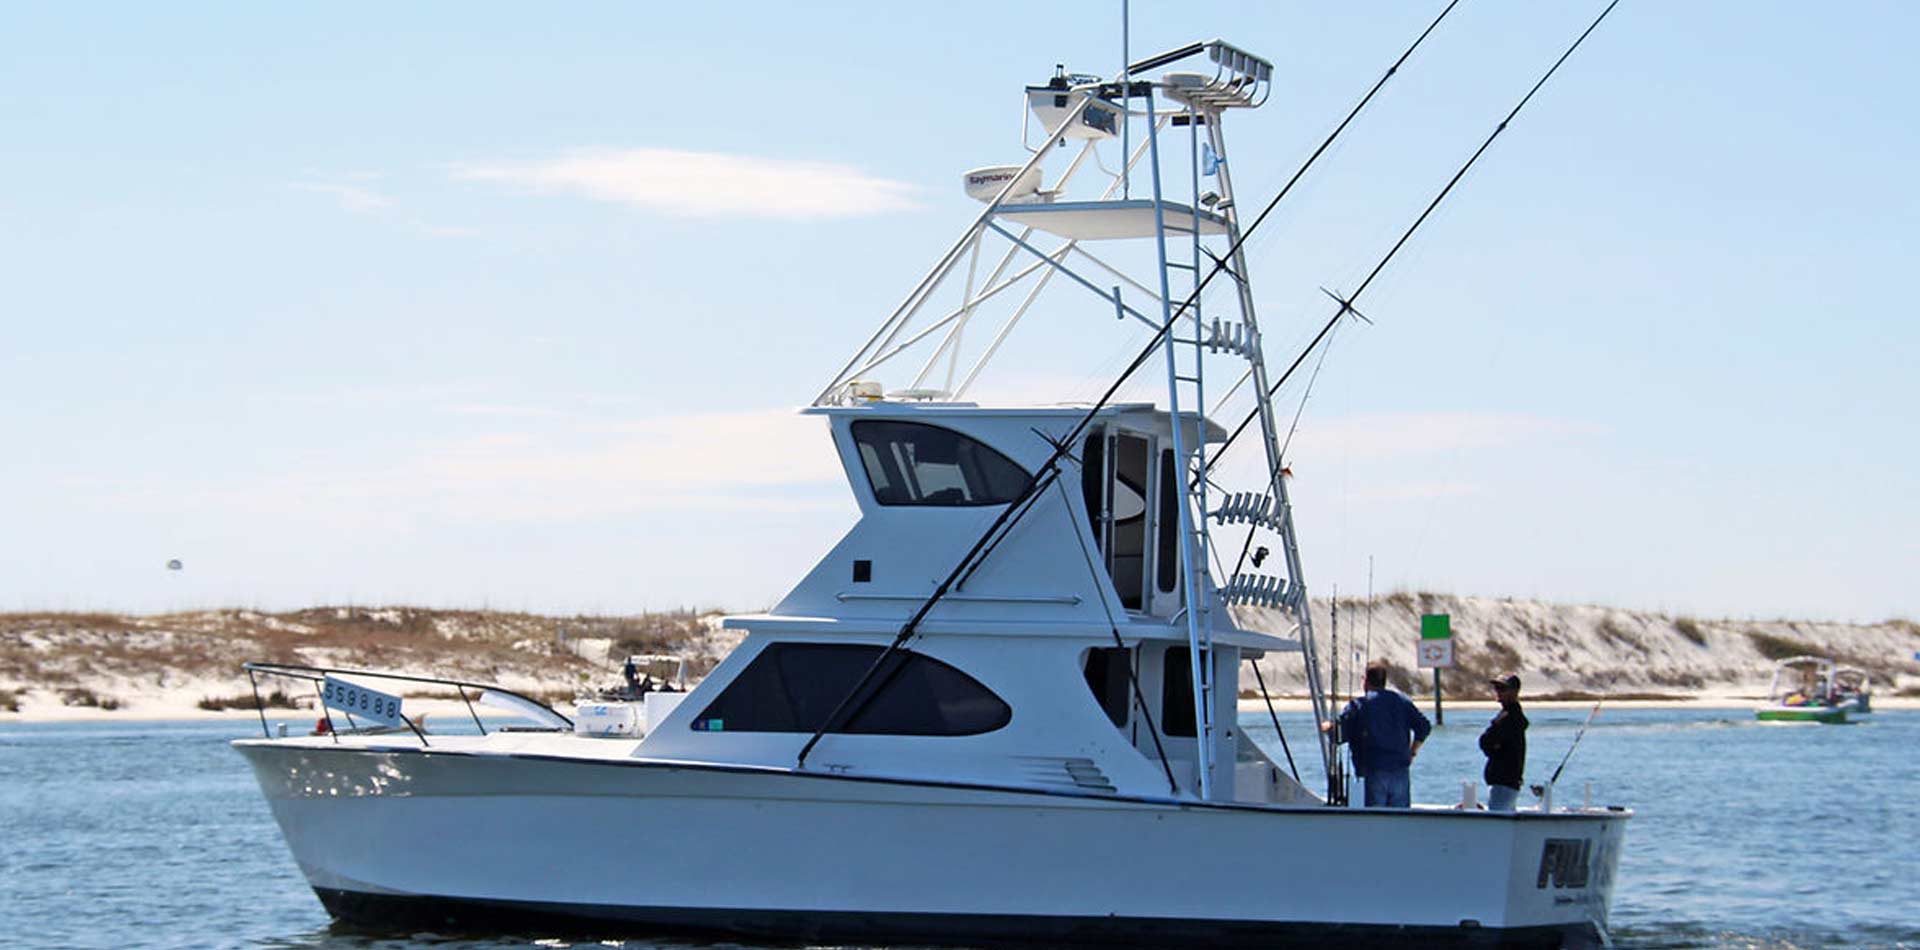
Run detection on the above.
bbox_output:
[2,708,1914,949]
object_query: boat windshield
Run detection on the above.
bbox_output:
[851,420,1030,506]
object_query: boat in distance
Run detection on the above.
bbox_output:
[1755,655,1856,723]
[236,34,1630,949]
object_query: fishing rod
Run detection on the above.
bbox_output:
[1548,692,1607,787]
[1208,0,1625,473]
[794,7,1468,769]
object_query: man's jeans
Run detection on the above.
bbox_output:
[1362,768,1411,807]
[1488,783,1520,812]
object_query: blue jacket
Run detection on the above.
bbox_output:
[1337,689,1432,774]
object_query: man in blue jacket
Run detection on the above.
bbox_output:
[1323,660,1431,807]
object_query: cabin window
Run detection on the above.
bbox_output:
[690,642,1011,736]
[1109,433,1150,610]
[851,421,1030,506]
[1161,646,1198,737]
[1156,448,1181,594]
[1080,432,1106,549]
[1083,646,1132,728]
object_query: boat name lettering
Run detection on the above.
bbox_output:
[1536,837,1592,890]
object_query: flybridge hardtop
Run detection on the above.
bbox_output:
[234,31,1631,949]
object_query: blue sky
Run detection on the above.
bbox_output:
[2,2,1914,621]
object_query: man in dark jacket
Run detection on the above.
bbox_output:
[1479,674,1529,812]
[1322,660,1430,807]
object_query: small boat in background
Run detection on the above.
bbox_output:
[1832,667,1872,715]
[1756,656,1850,723]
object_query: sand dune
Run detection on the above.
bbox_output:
[3,597,1915,721]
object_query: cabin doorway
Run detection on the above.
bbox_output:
[1082,427,1186,616]
[1083,428,1150,610]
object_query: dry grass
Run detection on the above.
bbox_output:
[1595,617,1644,653]
[198,690,300,711]
[1673,617,1707,646]
[0,687,18,712]
[0,606,728,703]
[59,687,120,710]
[1646,669,1706,689]
[1746,629,1815,661]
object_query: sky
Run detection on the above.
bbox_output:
[2,2,1914,622]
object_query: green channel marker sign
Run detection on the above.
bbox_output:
[1417,613,1454,669]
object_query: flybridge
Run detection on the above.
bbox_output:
[819,38,1277,407]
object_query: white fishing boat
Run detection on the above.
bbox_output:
[236,31,1629,949]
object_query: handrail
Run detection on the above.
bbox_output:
[240,661,573,739]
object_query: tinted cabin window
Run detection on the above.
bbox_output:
[1157,449,1181,594]
[1081,432,1106,549]
[691,643,1011,736]
[851,421,1030,506]
[1162,646,1198,738]
[1084,647,1131,728]
[1111,434,1150,610]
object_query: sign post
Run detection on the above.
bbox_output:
[1417,614,1454,725]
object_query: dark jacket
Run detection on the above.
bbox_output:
[1479,699,1529,788]
[1337,689,1432,775]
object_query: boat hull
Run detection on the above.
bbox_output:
[1755,706,1848,723]
[312,887,1589,948]
[237,740,1627,948]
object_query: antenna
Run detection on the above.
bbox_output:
[1120,0,1130,198]
[1365,554,1375,663]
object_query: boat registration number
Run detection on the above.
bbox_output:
[320,676,405,728]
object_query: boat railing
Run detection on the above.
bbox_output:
[240,661,573,746]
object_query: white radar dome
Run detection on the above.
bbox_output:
[962,164,1042,204]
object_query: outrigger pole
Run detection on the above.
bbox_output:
[797,7,1468,783]
[1208,0,1626,469]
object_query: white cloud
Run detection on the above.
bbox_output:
[412,222,480,239]
[292,176,475,237]
[454,147,922,219]
[293,180,392,214]
[85,407,850,525]
[422,408,846,493]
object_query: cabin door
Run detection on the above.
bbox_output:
[1081,429,1153,612]
[1081,428,1190,616]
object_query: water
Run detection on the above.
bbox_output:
[2,709,1915,949]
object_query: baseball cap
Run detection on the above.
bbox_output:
[1489,674,1521,690]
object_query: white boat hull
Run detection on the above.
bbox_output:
[237,739,1627,948]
